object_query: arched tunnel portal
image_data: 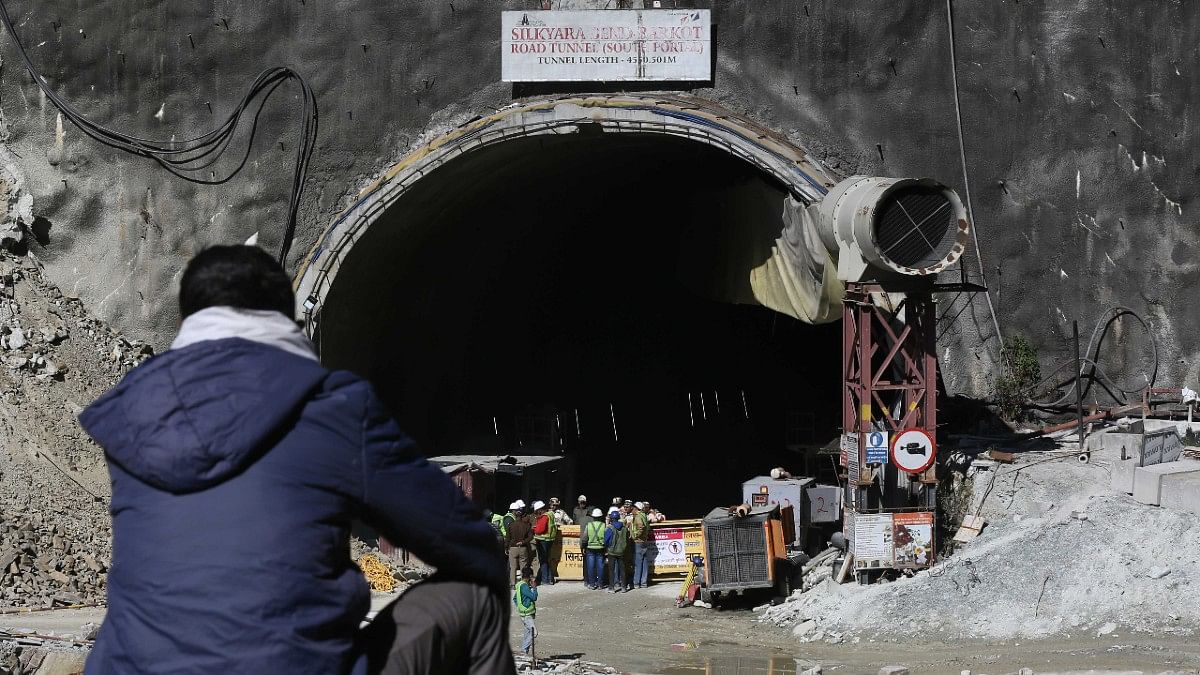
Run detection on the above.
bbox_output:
[296,95,846,515]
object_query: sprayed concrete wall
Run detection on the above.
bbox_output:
[0,0,1194,399]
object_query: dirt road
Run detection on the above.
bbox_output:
[511,581,1200,674]
[5,584,1198,673]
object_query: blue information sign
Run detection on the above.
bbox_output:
[865,430,890,464]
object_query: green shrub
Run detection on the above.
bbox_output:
[994,335,1041,421]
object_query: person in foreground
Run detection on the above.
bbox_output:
[78,245,514,675]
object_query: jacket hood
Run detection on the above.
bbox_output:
[80,338,328,494]
[171,306,318,362]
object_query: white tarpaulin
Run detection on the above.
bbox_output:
[502,10,711,82]
[749,196,844,324]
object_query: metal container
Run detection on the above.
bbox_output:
[742,475,815,544]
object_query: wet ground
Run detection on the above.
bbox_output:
[4,584,1198,673]
[511,581,1200,674]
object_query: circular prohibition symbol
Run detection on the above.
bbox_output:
[890,428,936,474]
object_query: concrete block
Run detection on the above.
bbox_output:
[1111,458,1139,494]
[1086,429,1133,463]
[1160,470,1200,516]
[1096,421,1184,466]
[1133,460,1200,506]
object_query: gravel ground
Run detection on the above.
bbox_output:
[759,442,1200,654]
[508,578,1200,674]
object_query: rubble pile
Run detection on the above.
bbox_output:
[760,450,1200,643]
[0,251,152,608]
[0,504,110,607]
[513,654,618,674]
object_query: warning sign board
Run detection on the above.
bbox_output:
[555,522,704,579]
[891,428,936,474]
[651,526,703,574]
[848,511,936,570]
[852,513,894,569]
[892,512,935,568]
[865,430,890,465]
[840,433,859,467]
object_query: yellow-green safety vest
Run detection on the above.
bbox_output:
[534,513,558,542]
[585,521,606,550]
[496,512,516,538]
[514,580,536,617]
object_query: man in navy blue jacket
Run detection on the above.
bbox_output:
[79,245,513,675]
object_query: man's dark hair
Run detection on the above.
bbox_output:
[179,245,294,319]
[521,567,533,579]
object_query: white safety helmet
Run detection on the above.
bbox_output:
[591,508,603,517]
[514,499,526,509]
[577,494,587,502]
[634,501,645,510]
[509,502,520,511]
[532,500,546,511]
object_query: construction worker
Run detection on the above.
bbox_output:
[583,507,607,590]
[484,509,504,549]
[646,501,667,523]
[604,511,629,593]
[78,246,513,674]
[531,500,558,585]
[505,504,534,588]
[514,566,538,657]
[572,495,591,528]
[498,502,519,538]
[630,501,653,589]
[549,497,571,525]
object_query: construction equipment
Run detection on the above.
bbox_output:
[697,504,805,606]
[676,555,704,608]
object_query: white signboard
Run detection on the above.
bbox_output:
[841,432,859,472]
[852,513,895,569]
[502,10,711,82]
[653,527,687,569]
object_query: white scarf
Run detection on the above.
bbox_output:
[171,306,318,362]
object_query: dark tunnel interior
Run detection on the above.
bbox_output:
[317,131,842,516]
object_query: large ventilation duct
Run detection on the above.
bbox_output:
[749,176,970,324]
[813,176,970,282]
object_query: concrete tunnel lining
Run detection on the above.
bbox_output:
[294,93,840,322]
[302,96,847,513]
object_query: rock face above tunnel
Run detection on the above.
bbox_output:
[0,0,1193,397]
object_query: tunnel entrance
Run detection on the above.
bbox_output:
[304,99,844,517]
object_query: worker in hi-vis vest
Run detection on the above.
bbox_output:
[513,566,538,656]
[531,500,558,585]
[583,508,607,590]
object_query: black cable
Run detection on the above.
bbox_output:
[0,1,317,263]
[1027,306,1158,408]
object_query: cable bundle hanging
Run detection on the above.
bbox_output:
[1029,306,1159,409]
[0,1,318,263]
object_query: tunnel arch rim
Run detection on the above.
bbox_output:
[294,93,837,327]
